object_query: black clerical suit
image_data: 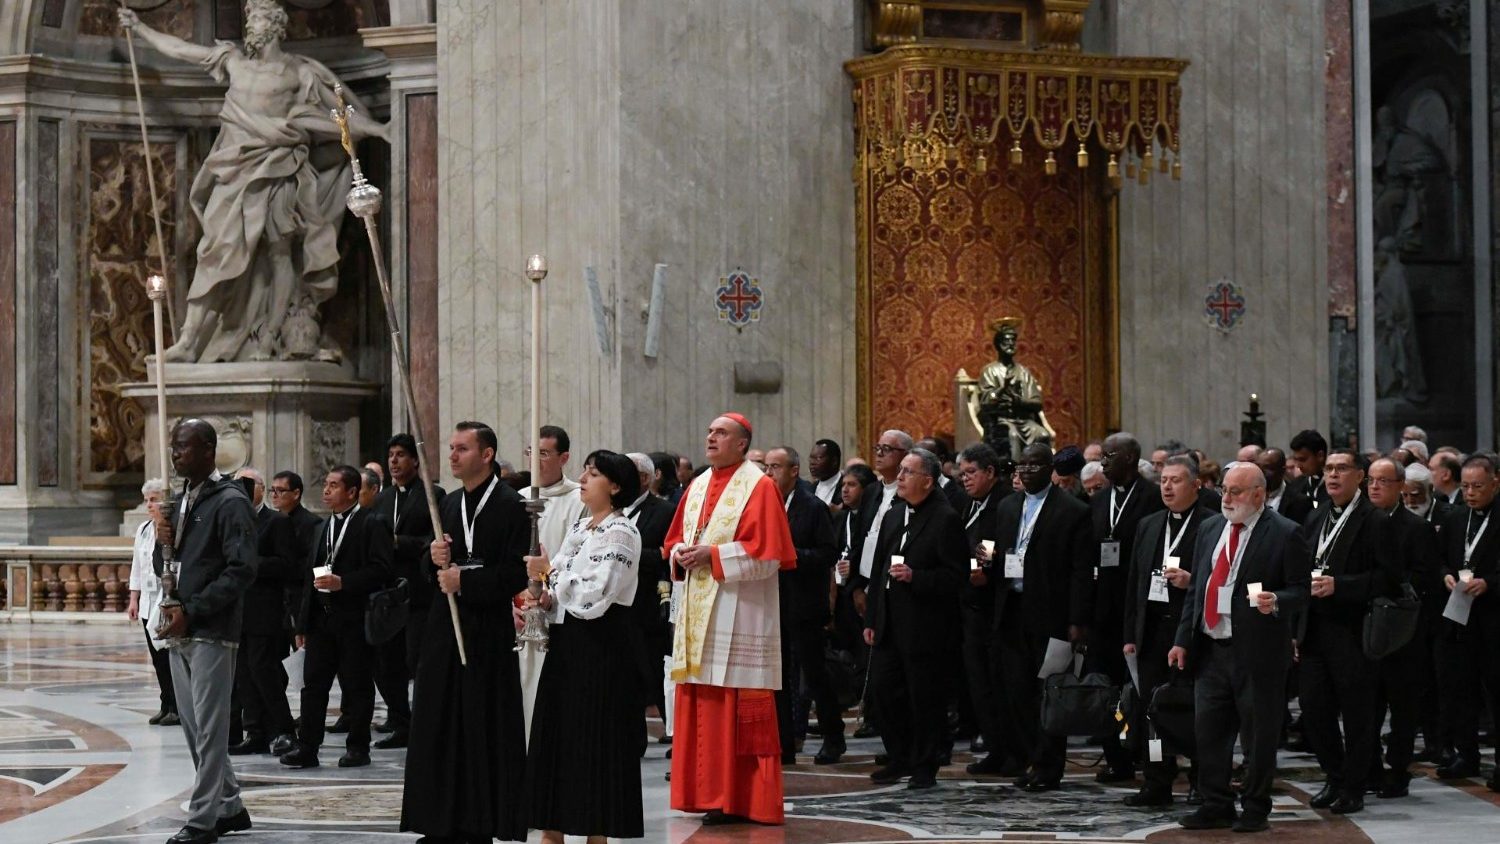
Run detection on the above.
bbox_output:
[1090,478,1164,775]
[401,475,530,842]
[234,505,300,746]
[1370,503,1442,790]
[1294,474,1331,512]
[960,490,1007,762]
[990,485,1093,784]
[776,483,841,757]
[283,503,323,625]
[1435,503,1500,773]
[1123,500,1211,792]
[294,505,393,755]
[847,479,900,592]
[626,492,674,738]
[370,482,445,737]
[865,493,968,779]
[1271,483,1314,526]
[1296,494,1397,801]
[1174,508,1310,822]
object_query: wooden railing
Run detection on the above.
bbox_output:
[1,546,135,621]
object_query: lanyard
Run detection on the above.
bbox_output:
[843,514,853,555]
[899,505,913,552]
[1314,493,1360,564]
[392,486,406,531]
[1108,482,1136,537]
[1465,510,1491,565]
[461,475,499,554]
[1162,509,1195,564]
[327,504,360,561]
[1018,490,1047,553]
[966,496,989,529]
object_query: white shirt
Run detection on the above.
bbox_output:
[814,474,842,507]
[533,476,585,557]
[1202,507,1265,640]
[1266,484,1284,513]
[545,512,641,623]
[129,519,158,595]
[858,479,900,579]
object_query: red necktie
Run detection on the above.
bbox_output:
[1203,522,1244,629]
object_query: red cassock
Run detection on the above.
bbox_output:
[664,463,797,824]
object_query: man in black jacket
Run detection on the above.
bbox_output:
[280,466,395,769]
[1170,463,1310,833]
[1260,448,1313,525]
[955,442,1012,775]
[1296,450,1397,815]
[369,434,445,750]
[767,446,842,764]
[152,419,259,843]
[228,468,300,757]
[864,448,968,789]
[991,443,1094,792]
[1288,429,1331,512]
[625,453,675,742]
[1121,455,1211,806]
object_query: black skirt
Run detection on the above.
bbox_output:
[523,603,644,838]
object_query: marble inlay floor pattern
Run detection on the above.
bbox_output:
[2,624,1498,843]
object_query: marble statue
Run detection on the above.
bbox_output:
[120,0,389,363]
[1374,238,1428,404]
[1372,93,1455,254]
[973,319,1054,460]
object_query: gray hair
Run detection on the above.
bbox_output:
[1081,461,1104,482]
[627,452,655,478]
[496,459,515,474]
[1400,439,1430,463]
[1402,425,1428,443]
[881,429,914,450]
[141,477,168,497]
[360,467,382,490]
[1163,454,1200,477]
[1138,458,1156,481]
[1404,463,1433,490]
[771,445,801,467]
[908,447,943,482]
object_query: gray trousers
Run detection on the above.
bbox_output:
[169,640,245,831]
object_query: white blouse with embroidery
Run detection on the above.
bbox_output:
[545,511,641,623]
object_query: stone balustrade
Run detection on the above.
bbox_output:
[1,546,134,622]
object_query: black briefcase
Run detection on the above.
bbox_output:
[1146,674,1196,757]
[365,578,410,645]
[1363,583,1421,660]
[1040,671,1120,737]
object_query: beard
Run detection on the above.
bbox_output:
[1222,499,1257,524]
[244,26,277,58]
[1405,499,1432,518]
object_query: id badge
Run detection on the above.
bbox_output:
[1148,574,1170,603]
[1148,739,1164,762]
[1004,552,1024,579]
[1100,540,1122,568]
[1216,585,1233,615]
[1163,555,1180,572]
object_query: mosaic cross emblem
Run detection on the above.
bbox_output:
[1204,279,1246,331]
[716,270,763,327]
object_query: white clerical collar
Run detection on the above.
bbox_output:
[536,476,580,498]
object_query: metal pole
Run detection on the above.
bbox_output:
[119,4,178,334]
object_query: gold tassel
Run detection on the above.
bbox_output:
[1076,142,1089,169]
[1126,159,1137,179]
[884,155,897,178]
[1142,147,1154,173]
[945,142,959,165]
[1107,153,1119,180]
[1159,152,1169,173]
[1044,150,1057,175]
[1009,137,1023,165]
[1138,160,1150,185]
[1172,157,1182,180]
[974,149,988,174]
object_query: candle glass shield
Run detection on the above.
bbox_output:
[514,497,550,652]
[153,493,183,642]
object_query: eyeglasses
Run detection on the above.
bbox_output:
[1460,482,1494,491]
[1221,486,1257,498]
[1324,463,1360,475]
[873,444,907,456]
[1367,477,1402,487]
[896,467,927,478]
[1015,463,1049,474]
[269,487,293,496]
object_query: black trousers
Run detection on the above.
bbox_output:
[235,632,294,740]
[141,620,176,711]
[373,627,411,731]
[992,595,1056,776]
[406,607,429,687]
[1138,611,1192,791]
[961,601,1000,753]
[299,612,375,753]
[1087,622,1136,774]
[1299,616,1378,795]
[1370,633,1426,782]
[869,641,946,776]
[777,619,844,755]
[1436,610,1500,760]
[1194,638,1285,818]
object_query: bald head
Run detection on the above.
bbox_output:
[1237,444,1263,462]
[1102,432,1142,486]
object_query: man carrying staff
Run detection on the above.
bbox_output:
[667,413,798,826]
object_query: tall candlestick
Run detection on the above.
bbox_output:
[516,254,551,652]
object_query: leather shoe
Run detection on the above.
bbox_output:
[278,746,319,768]
[1022,778,1060,793]
[907,772,937,789]
[874,753,890,766]
[853,723,879,739]
[1309,782,1339,809]
[1095,766,1135,784]
[1179,808,1235,830]
[269,734,296,756]
[1436,756,1480,779]
[1330,794,1363,815]
[215,808,251,835]
[338,750,371,768]
[374,731,408,750]
[1013,768,1035,789]
[1232,813,1269,832]
[159,712,181,727]
[1186,785,1204,806]
[167,825,217,843]
[870,764,910,785]
[148,709,169,725]
[781,751,797,765]
[327,716,351,734]
[1377,776,1410,799]
[701,810,750,826]
[814,740,845,765]
[227,738,268,756]
[1123,787,1173,807]
[966,755,1006,776]
[970,736,987,754]
[372,720,394,734]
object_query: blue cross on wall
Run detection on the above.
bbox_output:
[716,271,763,327]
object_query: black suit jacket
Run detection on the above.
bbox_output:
[940,476,970,514]
[847,479,898,591]
[961,490,1008,609]
[1385,505,1444,612]
[1293,474,1331,511]
[779,485,838,625]
[1443,505,1500,618]
[865,494,967,652]
[627,493,675,630]
[373,482,446,611]
[1426,497,1453,536]
[1091,479,1164,641]
[1123,502,1212,648]
[1273,483,1314,526]
[1174,509,1311,680]
[242,505,302,636]
[992,486,1093,641]
[296,506,395,631]
[1296,495,1397,639]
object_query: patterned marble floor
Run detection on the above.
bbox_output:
[2,623,1498,843]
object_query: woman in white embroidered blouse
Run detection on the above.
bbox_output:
[521,450,644,842]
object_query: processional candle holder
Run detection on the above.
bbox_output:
[146,273,181,641]
[515,253,551,653]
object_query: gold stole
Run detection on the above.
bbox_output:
[670,461,763,681]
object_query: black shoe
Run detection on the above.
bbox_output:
[665,747,672,759]
[781,751,797,765]
[278,746,319,768]
[1436,756,1480,779]
[1284,734,1310,752]
[327,717,351,734]
[1123,786,1173,807]
[1013,768,1035,789]
[874,753,890,766]
[1414,746,1446,764]
[936,750,952,767]
[227,738,268,756]
[1186,785,1204,805]
[870,764,910,785]
[701,810,750,826]
[1022,777,1060,793]
[658,734,673,745]
[372,720,394,734]
[1179,809,1235,830]
[1487,776,1500,793]
[167,825,217,843]
[1330,794,1364,815]
[159,712,181,727]
[1095,766,1135,784]
[269,734,296,756]
[148,709,169,725]
[853,723,879,739]
[1232,813,1269,832]
[1309,782,1339,809]
[907,772,937,789]
[215,809,251,835]
[1377,779,1409,799]
[966,755,1006,776]
[338,750,371,768]
[373,731,408,750]
[970,736,988,754]
[814,740,845,765]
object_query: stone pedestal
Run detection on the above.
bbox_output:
[121,361,381,504]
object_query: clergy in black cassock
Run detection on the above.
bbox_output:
[400,422,530,842]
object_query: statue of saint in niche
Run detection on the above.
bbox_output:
[120,0,389,363]
[1374,237,1428,405]
[974,318,1055,460]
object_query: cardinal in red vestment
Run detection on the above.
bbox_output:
[666,412,797,826]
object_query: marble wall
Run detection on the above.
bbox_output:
[437,0,858,462]
[1110,0,1330,458]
